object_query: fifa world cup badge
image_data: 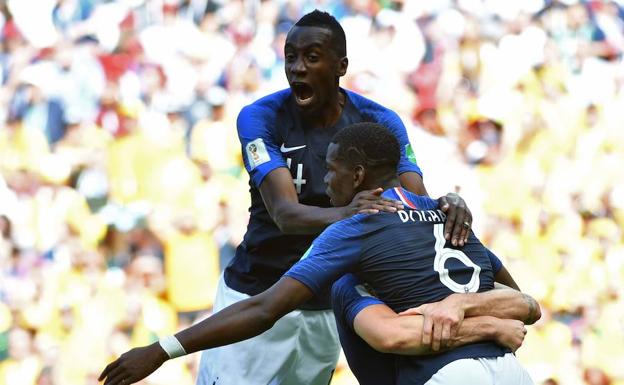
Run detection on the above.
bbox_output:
[246,138,270,169]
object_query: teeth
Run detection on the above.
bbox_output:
[292,83,313,101]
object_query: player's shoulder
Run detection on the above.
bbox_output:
[325,214,366,235]
[238,89,291,122]
[383,188,439,211]
[344,89,401,123]
[404,191,439,211]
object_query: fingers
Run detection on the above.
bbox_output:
[431,321,443,351]
[421,315,433,347]
[449,210,465,247]
[457,209,472,245]
[449,320,461,341]
[99,360,119,381]
[399,306,424,316]
[103,370,126,385]
[357,208,380,214]
[440,193,472,246]
[443,205,458,244]
[356,201,401,214]
[441,321,451,349]
[354,189,404,214]
[438,196,449,211]
[447,206,471,246]
[366,201,401,212]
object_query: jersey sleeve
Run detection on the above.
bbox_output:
[485,248,503,274]
[284,216,363,296]
[379,109,423,177]
[331,274,384,331]
[237,102,287,187]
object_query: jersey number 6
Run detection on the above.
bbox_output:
[432,223,481,293]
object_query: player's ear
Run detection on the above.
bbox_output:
[337,56,348,77]
[353,164,365,188]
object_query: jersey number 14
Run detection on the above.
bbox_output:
[286,158,306,194]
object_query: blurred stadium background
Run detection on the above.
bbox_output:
[0,0,623,384]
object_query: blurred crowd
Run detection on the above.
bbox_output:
[0,0,623,384]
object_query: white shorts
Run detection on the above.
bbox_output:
[196,275,341,385]
[425,353,534,385]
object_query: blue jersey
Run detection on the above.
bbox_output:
[285,188,508,384]
[332,250,504,385]
[331,274,394,385]
[226,88,422,310]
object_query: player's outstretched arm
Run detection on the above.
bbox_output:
[260,168,403,234]
[399,172,473,247]
[98,278,313,385]
[353,304,527,355]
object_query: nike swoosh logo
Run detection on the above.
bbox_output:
[280,144,306,152]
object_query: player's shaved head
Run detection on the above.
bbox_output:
[330,122,400,175]
[294,10,347,58]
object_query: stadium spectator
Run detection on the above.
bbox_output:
[0,1,623,384]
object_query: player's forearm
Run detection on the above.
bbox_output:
[460,289,541,325]
[174,294,280,355]
[173,278,312,355]
[367,314,497,356]
[447,316,499,349]
[271,200,348,234]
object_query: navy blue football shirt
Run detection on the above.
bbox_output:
[331,274,394,385]
[285,187,508,384]
[226,88,422,310]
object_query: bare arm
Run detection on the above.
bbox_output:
[175,277,312,353]
[398,171,428,196]
[462,286,541,325]
[261,168,472,242]
[399,287,540,351]
[494,266,521,291]
[354,304,527,356]
[99,278,313,385]
[259,168,401,234]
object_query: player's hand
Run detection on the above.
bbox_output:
[348,188,404,215]
[99,343,168,385]
[493,319,527,352]
[438,193,472,246]
[399,294,465,351]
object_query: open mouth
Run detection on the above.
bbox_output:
[291,82,315,107]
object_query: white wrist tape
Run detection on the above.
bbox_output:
[159,335,187,359]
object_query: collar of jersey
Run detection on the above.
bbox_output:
[381,187,419,209]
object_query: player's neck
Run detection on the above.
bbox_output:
[362,175,400,193]
[302,90,345,128]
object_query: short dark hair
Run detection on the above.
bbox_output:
[294,10,347,57]
[331,122,400,173]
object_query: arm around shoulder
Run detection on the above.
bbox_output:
[258,168,349,234]
[353,305,508,355]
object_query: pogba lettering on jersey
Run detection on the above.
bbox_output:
[397,209,446,223]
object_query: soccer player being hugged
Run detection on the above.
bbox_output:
[99,122,540,385]
[194,9,473,385]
